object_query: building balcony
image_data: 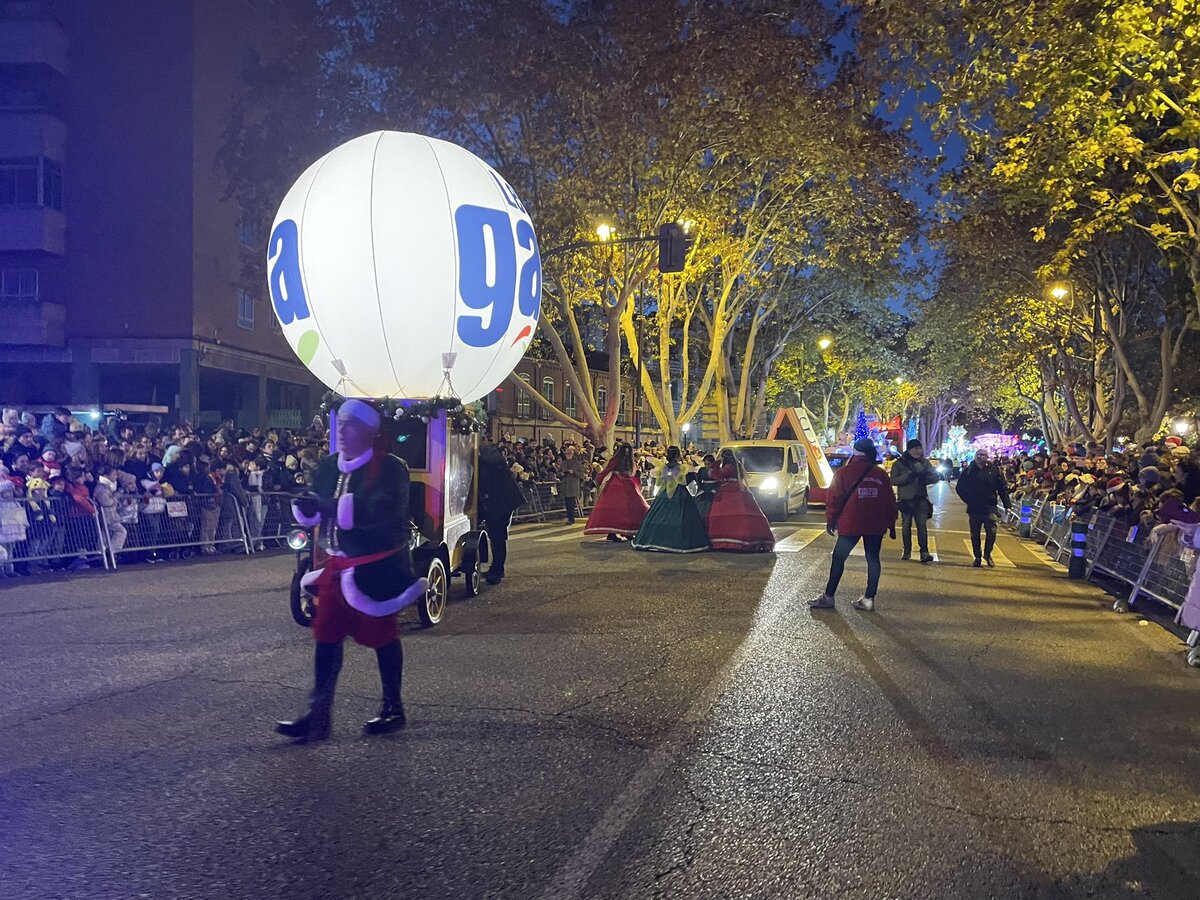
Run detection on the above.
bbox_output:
[0,110,65,158]
[0,15,68,74]
[0,205,65,254]
[0,299,65,346]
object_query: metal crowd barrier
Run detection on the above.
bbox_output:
[511,481,597,524]
[1001,493,1200,667]
[255,491,304,549]
[257,484,594,533]
[0,494,110,571]
[1041,504,1073,562]
[100,493,251,564]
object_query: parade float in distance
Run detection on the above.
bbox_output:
[267,131,541,627]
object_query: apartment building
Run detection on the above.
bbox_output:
[0,0,320,428]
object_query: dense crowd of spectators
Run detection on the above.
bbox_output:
[486,434,710,507]
[0,406,331,575]
[0,399,736,575]
[1000,437,1200,531]
[1,408,704,574]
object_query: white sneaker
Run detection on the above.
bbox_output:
[808,593,835,609]
[852,596,875,612]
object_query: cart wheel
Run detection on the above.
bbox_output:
[289,557,314,628]
[1188,647,1200,668]
[419,557,448,627]
[464,534,490,598]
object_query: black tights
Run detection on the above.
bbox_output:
[312,638,402,706]
[824,534,884,599]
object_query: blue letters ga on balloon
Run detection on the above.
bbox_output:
[268,219,311,326]
[454,205,540,349]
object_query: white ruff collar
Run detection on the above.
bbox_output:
[338,448,374,473]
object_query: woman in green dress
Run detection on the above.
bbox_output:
[632,446,710,553]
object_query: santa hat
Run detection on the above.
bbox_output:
[1106,477,1125,493]
[338,399,382,428]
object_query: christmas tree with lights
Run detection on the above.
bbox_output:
[854,408,870,443]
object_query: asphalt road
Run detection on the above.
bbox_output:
[2,482,1199,899]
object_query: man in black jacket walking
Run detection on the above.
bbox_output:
[956,449,1012,567]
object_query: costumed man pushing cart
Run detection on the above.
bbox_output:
[276,399,428,742]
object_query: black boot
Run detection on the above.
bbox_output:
[364,699,406,734]
[276,641,342,741]
[365,640,406,734]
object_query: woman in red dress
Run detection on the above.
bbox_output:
[584,443,649,541]
[706,449,775,552]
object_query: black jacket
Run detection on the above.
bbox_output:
[956,462,1011,516]
[308,452,416,603]
[478,446,525,522]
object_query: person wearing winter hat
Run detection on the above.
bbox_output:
[890,438,939,562]
[809,438,898,612]
[39,448,61,476]
[277,399,426,743]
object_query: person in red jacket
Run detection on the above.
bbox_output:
[810,438,897,612]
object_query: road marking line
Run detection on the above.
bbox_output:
[961,540,1017,567]
[510,524,578,541]
[534,529,589,543]
[1027,548,1069,573]
[773,529,825,552]
[850,536,938,558]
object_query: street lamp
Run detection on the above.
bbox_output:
[1050,283,1070,300]
[1174,418,1190,436]
[596,222,615,242]
[817,336,833,350]
[894,376,905,385]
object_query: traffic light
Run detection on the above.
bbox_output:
[658,222,690,273]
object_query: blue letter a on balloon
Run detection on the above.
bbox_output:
[268,219,311,325]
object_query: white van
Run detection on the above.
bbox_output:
[721,440,810,520]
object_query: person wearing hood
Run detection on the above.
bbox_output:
[0,474,28,576]
[810,439,897,612]
[92,465,128,555]
[40,406,71,444]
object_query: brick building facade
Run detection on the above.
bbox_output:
[490,357,661,448]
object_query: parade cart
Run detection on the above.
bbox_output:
[288,408,491,629]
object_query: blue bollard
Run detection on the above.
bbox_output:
[1018,504,1033,538]
[1068,518,1088,579]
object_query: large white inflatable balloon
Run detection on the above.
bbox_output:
[267,131,541,402]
